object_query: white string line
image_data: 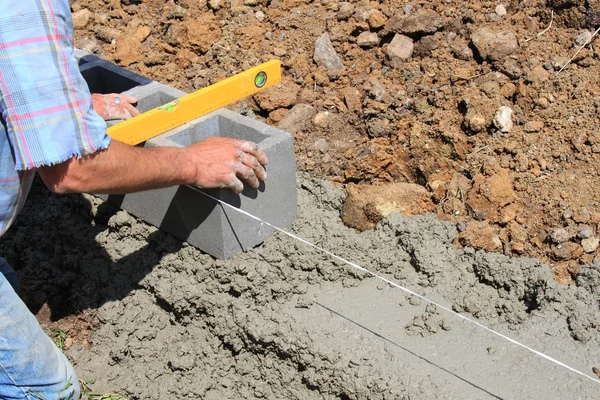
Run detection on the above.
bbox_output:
[192,187,600,385]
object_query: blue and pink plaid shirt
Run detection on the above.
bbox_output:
[0,0,110,236]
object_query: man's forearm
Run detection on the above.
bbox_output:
[38,139,196,194]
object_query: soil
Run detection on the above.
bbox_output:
[3,0,600,398]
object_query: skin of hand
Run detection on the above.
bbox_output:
[184,137,268,193]
[91,93,140,121]
[37,137,268,195]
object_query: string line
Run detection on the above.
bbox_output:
[192,187,600,384]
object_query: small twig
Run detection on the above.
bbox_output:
[457,187,464,202]
[524,10,554,43]
[450,72,485,81]
[556,25,600,75]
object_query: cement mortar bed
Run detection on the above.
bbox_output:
[2,174,599,399]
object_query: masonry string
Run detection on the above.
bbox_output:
[191,187,600,385]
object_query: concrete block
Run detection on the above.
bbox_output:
[102,84,297,258]
[78,55,152,94]
[121,82,186,113]
[74,48,90,62]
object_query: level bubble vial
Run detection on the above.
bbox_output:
[254,71,267,88]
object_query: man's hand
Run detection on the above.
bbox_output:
[91,93,140,121]
[185,137,268,194]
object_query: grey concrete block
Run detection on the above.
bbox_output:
[121,82,186,113]
[78,55,153,94]
[102,93,297,259]
[74,48,90,62]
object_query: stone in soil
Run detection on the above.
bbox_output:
[313,33,344,75]
[384,9,445,37]
[386,34,414,66]
[471,28,519,62]
[493,106,513,133]
[341,182,435,231]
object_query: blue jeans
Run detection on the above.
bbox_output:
[0,259,80,399]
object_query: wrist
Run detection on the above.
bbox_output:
[179,147,199,186]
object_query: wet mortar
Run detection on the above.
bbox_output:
[1,173,599,398]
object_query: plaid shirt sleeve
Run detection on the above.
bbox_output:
[0,0,110,171]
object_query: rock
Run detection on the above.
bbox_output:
[134,25,152,43]
[471,28,519,62]
[363,78,391,103]
[386,34,414,66]
[277,104,316,134]
[313,138,329,153]
[582,237,600,253]
[253,78,300,111]
[341,183,435,231]
[550,242,582,261]
[368,10,387,28]
[255,10,265,22]
[524,120,544,133]
[353,7,371,22]
[313,111,330,127]
[465,114,487,133]
[413,35,439,58]
[535,97,550,109]
[548,227,572,244]
[72,9,92,30]
[466,169,516,221]
[508,221,527,254]
[75,37,101,54]
[573,208,591,223]
[404,5,413,15]
[500,203,520,224]
[341,86,362,114]
[500,83,517,99]
[169,15,222,53]
[337,2,354,20]
[452,41,474,61]
[314,33,345,75]
[385,10,445,37]
[167,4,187,19]
[501,60,523,79]
[367,118,393,137]
[113,36,143,65]
[578,225,594,239]
[96,26,121,43]
[481,169,516,207]
[495,4,507,17]
[493,106,513,133]
[208,0,223,10]
[268,108,288,123]
[458,221,503,252]
[357,32,380,48]
[575,30,593,47]
[526,65,550,84]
